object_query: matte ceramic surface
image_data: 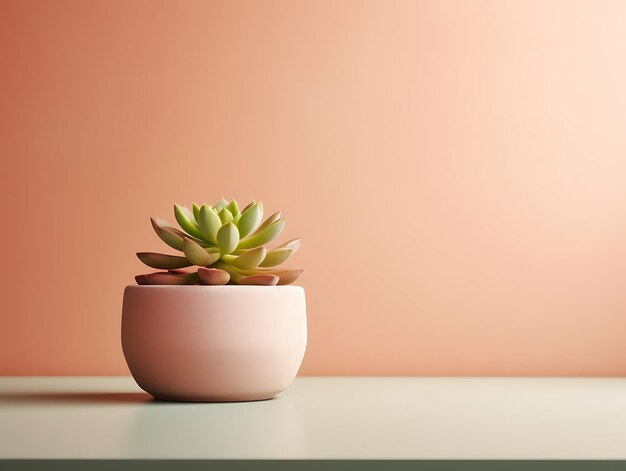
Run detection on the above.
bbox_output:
[122,286,307,402]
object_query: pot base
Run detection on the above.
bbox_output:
[150,392,278,403]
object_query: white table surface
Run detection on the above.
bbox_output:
[1,376,626,459]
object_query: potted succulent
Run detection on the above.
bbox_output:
[122,198,306,402]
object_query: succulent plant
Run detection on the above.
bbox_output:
[135,198,303,286]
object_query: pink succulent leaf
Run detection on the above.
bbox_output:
[136,252,192,269]
[238,274,279,286]
[197,267,230,285]
[135,274,149,285]
[275,269,304,285]
[139,271,199,285]
[168,268,197,274]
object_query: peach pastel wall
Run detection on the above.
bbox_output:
[2,0,626,375]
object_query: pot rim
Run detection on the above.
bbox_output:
[125,284,304,290]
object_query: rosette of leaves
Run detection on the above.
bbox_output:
[135,198,303,286]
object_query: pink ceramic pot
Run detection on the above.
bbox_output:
[121,285,307,402]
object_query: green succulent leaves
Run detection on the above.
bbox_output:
[237,217,285,249]
[136,198,302,285]
[192,203,201,222]
[254,210,279,233]
[174,204,204,240]
[218,208,234,224]
[182,238,221,266]
[260,238,301,267]
[151,218,185,251]
[225,199,239,218]
[236,203,262,238]
[216,222,240,254]
[228,246,266,269]
[198,205,221,244]
[213,197,228,212]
